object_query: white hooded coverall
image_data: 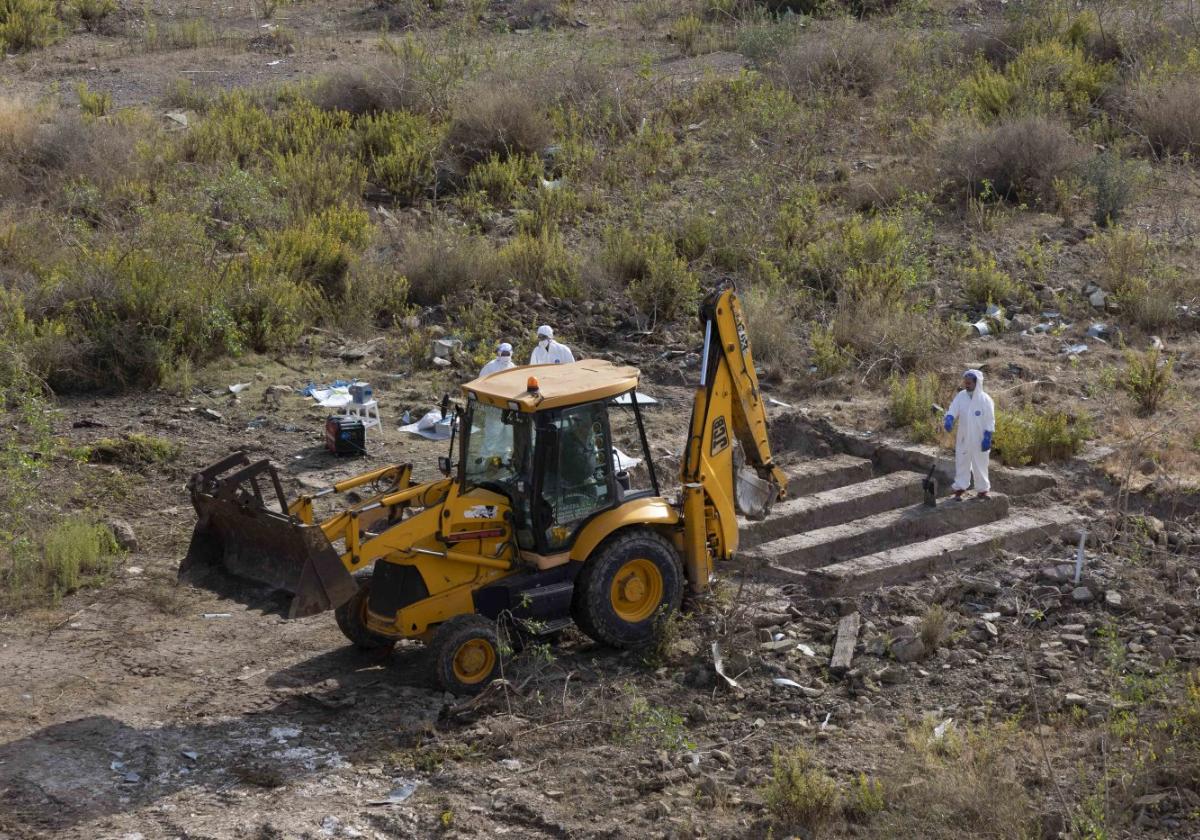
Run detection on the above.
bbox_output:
[530,336,575,365]
[946,368,995,493]
[478,354,515,377]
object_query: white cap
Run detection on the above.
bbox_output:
[498,342,513,355]
[537,324,554,339]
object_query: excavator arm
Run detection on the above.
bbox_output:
[680,284,789,593]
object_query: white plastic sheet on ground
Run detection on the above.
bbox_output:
[400,409,455,441]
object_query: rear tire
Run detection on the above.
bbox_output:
[571,528,683,648]
[430,614,502,695]
[335,569,396,651]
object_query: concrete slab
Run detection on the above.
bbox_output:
[740,471,924,549]
[743,494,1010,572]
[873,443,1055,497]
[784,455,874,497]
[805,508,1078,596]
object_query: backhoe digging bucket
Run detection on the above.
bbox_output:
[735,467,777,521]
[180,452,357,619]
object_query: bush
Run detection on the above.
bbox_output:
[888,373,939,442]
[601,228,699,324]
[802,214,927,305]
[762,747,841,835]
[670,13,703,56]
[0,0,60,52]
[1091,227,1183,331]
[466,152,542,206]
[76,82,112,119]
[397,228,503,306]
[311,36,471,117]
[38,516,119,599]
[68,0,114,31]
[87,433,180,467]
[445,86,553,166]
[942,116,1083,206]
[359,110,443,203]
[741,284,802,372]
[769,19,893,97]
[959,40,1113,122]
[1131,78,1200,159]
[263,205,371,300]
[957,247,1018,307]
[993,406,1091,466]
[1123,346,1173,415]
[498,226,580,298]
[1082,151,1141,227]
[843,774,886,823]
[830,297,962,378]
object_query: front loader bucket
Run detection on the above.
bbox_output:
[180,452,357,619]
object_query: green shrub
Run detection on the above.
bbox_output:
[673,212,714,261]
[263,205,371,300]
[498,226,580,298]
[39,516,119,598]
[1123,346,1173,415]
[76,82,113,119]
[1082,151,1141,227]
[802,214,927,305]
[762,747,841,835]
[957,247,1018,307]
[87,433,180,467]
[993,406,1091,466]
[843,773,886,823]
[228,258,317,352]
[1091,227,1183,331]
[602,228,699,324]
[271,148,366,216]
[888,373,939,442]
[830,297,962,378]
[0,0,60,52]
[516,183,582,233]
[68,0,114,30]
[960,40,1113,121]
[809,324,849,377]
[741,283,802,372]
[359,111,443,203]
[670,13,704,56]
[466,152,542,206]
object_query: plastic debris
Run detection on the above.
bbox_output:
[1074,530,1087,585]
[228,383,251,394]
[932,718,954,741]
[269,726,302,741]
[122,772,141,783]
[202,613,232,619]
[766,397,793,408]
[368,779,419,805]
[773,678,804,689]
[711,641,739,689]
[612,391,659,406]
[181,750,199,761]
[1063,343,1088,356]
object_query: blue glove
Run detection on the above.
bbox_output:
[981,431,992,452]
[944,415,954,433]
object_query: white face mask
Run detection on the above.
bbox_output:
[541,338,551,348]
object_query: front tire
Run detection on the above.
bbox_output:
[572,528,684,648]
[334,569,396,651]
[430,614,502,694]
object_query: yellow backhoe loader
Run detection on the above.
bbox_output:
[180,285,789,693]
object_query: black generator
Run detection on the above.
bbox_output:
[325,416,365,456]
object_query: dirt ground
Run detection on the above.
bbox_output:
[0,343,1195,840]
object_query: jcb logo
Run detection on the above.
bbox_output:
[711,416,729,456]
[734,309,750,353]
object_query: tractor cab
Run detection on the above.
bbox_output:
[459,360,660,558]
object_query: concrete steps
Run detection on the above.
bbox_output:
[734,452,1076,595]
[741,471,924,549]
[784,454,873,496]
[742,494,1010,578]
[804,508,1078,596]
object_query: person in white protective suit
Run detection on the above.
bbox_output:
[529,325,575,365]
[943,368,995,499]
[478,342,515,377]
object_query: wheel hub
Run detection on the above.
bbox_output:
[609,558,663,623]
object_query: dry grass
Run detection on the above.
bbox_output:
[1130,77,1200,159]
[393,227,504,306]
[445,85,554,167]
[769,19,895,97]
[941,116,1083,206]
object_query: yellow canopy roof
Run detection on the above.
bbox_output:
[464,359,640,412]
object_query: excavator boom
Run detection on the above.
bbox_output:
[680,284,788,591]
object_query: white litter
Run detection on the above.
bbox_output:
[399,409,455,441]
[368,779,419,805]
[773,678,804,689]
[611,447,643,471]
[269,726,302,741]
[933,718,954,741]
[612,391,659,406]
[766,397,793,409]
[228,383,251,394]
[711,641,739,689]
[202,613,232,619]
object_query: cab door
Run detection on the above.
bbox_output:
[532,401,618,553]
